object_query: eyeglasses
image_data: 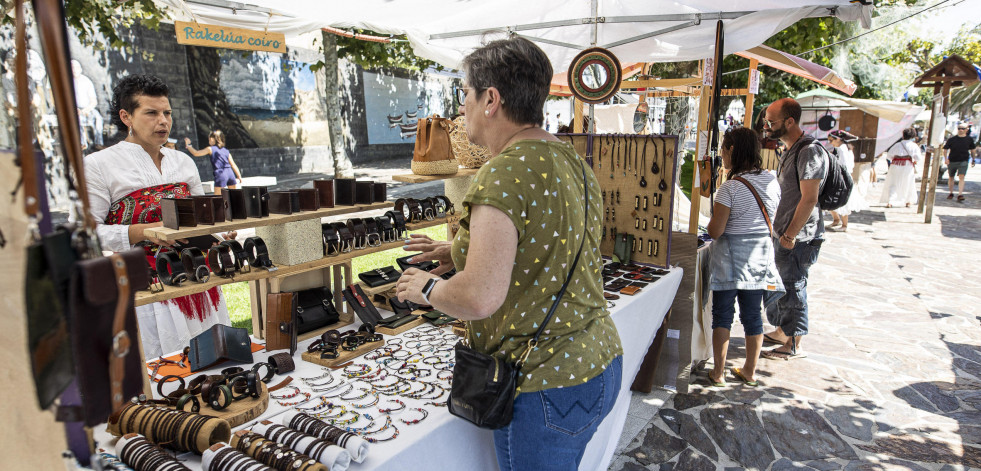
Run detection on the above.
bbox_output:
[957,127,968,131]
[763,117,787,127]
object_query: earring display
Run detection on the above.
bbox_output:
[557,133,677,267]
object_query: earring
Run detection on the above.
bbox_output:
[484,110,489,117]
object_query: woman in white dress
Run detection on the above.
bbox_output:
[827,130,863,231]
[879,128,921,208]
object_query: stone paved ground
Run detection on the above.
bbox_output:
[610,168,981,471]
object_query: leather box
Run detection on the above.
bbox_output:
[355,181,375,205]
[268,191,300,215]
[372,182,387,202]
[297,188,321,211]
[223,189,250,220]
[242,186,268,218]
[334,178,356,206]
[255,218,323,266]
[161,197,201,229]
[197,195,226,223]
[313,180,335,208]
[188,324,253,372]
[265,292,296,354]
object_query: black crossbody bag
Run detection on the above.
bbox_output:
[448,159,588,429]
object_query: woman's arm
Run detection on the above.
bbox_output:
[396,204,516,320]
[706,202,730,240]
[183,137,211,157]
[228,153,243,180]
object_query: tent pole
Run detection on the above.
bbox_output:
[689,60,712,234]
[924,81,951,224]
[587,0,597,134]
[743,59,758,128]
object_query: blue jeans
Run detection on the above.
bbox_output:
[712,289,765,335]
[493,356,623,471]
[766,238,822,337]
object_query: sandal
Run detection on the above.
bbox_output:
[948,193,955,200]
[957,195,966,202]
[732,368,759,387]
[763,333,784,345]
[706,371,726,387]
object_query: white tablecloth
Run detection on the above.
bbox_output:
[95,268,682,470]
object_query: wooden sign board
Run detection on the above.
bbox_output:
[175,21,286,54]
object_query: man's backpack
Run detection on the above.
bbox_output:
[818,144,853,211]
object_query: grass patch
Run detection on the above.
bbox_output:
[223,224,450,335]
[678,150,694,201]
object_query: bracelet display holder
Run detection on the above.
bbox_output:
[300,337,384,368]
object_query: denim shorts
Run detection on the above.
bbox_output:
[948,160,970,177]
[214,168,237,188]
[493,356,622,471]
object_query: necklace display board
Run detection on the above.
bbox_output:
[557,133,678,267]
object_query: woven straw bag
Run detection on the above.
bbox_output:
[449,116,492,169]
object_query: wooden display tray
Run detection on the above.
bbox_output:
[135,218,449,306]
[297,320,352,343]
[391,168,479,184]
[376,316,426,336]
[107,382,268,436]
[145,202,393,241]
[301,340,384,368]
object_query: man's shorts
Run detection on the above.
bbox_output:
[948,160,970,178]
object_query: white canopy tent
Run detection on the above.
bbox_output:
[797,89,924,157]
[159,0,872,70]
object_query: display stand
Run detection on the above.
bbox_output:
[300,339,384,368]
[108,382,268,434]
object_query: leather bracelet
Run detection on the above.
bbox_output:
[208,244,236,277]
[221,366,245,380]
[244,236,273,268]
[251,362,275,383]
[267,352,295,374]
[227,375,250,400]
[268,376,293,393]
[180,247,211,283]
[188,374,209,396]
[176,393,200,413]
[209,384,233,410]
[220,239,251,273]
[157,375,185,397]
[246,371,261,398]
[154,249,187,286]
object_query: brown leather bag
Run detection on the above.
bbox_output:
[265,292,297,354]
[412,115,459,176]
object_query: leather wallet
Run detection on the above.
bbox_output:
[160,197,198,229]
[313,180,335,208]
[355,181,374,205]
[342,284,382,326]
[223,188,250,220]
[198,195,226,223]
[620,285,642,296]
[358,266,402,287]
[265,292,296,355]
[396,254,438,272]
[188,324,253,372]
[388,297,419,317]
[297,188,321,211]
[334,178,356,206]
[242,186,268,218]
[421,310,456,326]
[295,287,340,334]
[373,182,387,202]
[377,312,416,329]
[268,191,300,215]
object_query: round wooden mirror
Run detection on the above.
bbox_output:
[568,47,622,104]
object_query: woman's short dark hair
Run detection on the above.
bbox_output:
[902,127,916,140]
[721,127,763,178]
[461,37,552,126]
[110,74,169,131]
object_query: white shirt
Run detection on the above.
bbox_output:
[73,73,98,111]
[716,170,781,235]
[835,144,855,174]
[82,141,204,252]
[887,140,921,163]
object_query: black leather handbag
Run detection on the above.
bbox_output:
[447,159,588,429]
[295,287,340,334]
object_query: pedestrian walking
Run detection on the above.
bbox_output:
[943,123,976,202]
[184,130,243,195]
[758,98,828,361]
[879,128,921,208]
[705,128,783,387]
[828,130,863,230]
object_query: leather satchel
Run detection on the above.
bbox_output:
[69,248,149,426]
[295,287,340,334]
[188,324,253,372]
[447,159,587,429]
[265,292,296,354]
[412,115,459,176]
[358,266,402,287]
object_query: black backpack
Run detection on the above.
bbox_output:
[787,136,853,211]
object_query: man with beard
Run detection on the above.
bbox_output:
[758,98,828,360]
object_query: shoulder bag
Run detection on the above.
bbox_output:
[448,158,588,429]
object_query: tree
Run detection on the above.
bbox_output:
[185,45,258,149]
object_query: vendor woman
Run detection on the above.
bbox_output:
[396,37,622,469]
[81,74,230,358]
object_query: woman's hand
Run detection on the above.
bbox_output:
[403,234,454,275]
[183,137,192,147]
[396,268,438,305]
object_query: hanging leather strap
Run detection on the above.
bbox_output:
[15,0,39,218]
[108,254,132,413]
[732,176,773,234]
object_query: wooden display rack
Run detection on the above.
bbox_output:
[108,382,268,435]
[300,339,384,368]
[391,168,479,184]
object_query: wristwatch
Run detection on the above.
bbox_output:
[421,278,440,305]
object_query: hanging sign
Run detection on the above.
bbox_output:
[175,21,286,53]
[748,69,760,95]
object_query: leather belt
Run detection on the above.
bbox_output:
[155,249,187,286]
[207,244,235,278]
[108,254,131,414]
[219,239,251,273]
[322,223,341,256]
[385,210,407,239]
[375,216,396,243]
[244,237,273,268]
[332,222,354,253]
[363,217,382,247]
[419,197,436,221]
[435,195,455,216]
[181,247,211,283]
[346,218,368,250]
[397,198,424,223]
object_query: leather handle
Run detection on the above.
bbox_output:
[108,254,132,414]
[732,176,773,235]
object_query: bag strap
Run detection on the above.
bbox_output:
[732,176,773,235]
[108,253,132,415]
[516,158,589,368]
[15,0,39,220]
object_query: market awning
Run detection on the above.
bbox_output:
[160,0,872,71]
[796,89,922,123]
[736,45,857,95]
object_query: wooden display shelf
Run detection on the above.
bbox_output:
[391,167,479,184]
[144,201,393,241]
[135,218,449,306]
[301,339,384,368]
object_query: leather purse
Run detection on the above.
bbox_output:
[294,287,340,334]
[412,115,459,176]
[358,266,402,287]
[265,292,297,355]
[342,284,382,326]
[396,254,438,272]
[313,180,335,208]
[447,159,588,429]
[188,324,254,372]
[334,178,356,206]
[388,297,418,317]
[69,249,149,426]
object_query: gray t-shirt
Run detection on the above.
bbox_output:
[774,135,828,242]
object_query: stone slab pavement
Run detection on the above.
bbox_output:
[609,168,981,471]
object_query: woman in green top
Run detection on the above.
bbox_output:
[395,37,623,470]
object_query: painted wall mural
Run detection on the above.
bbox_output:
[362,71,453,145]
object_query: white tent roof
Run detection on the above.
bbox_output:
[796,89,923,123]
[160,0,871,71]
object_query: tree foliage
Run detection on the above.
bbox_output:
[1,0,165,51]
